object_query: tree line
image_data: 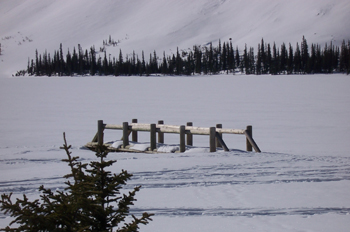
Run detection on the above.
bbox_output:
[17,36,350,76]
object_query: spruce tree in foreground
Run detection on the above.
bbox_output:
[0,133,153,232]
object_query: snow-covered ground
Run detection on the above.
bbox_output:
[0,74,349,231]
[1,0,350,231]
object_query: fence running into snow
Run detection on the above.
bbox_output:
[86,119,261,153]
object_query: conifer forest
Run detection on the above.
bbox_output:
[18,37,350,76]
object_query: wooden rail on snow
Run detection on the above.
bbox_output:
[85,119,261,153]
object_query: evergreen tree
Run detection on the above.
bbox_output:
[218,39,222,70]
[136,56,141,76]
[194,45,202,74]
[249,47,255,74]
[30,57,34,76]
[148,53,153,74]
[280,43,287,73]
[114,57,119,76]
[103,51,108,75]
[175,47,183,75]
[97,56,102,74]
[235,46,240,69]
[222,42,227,72]
[202,48,208,75]
[152,50,158,73]
[228,41,235,73]
[309,44,316,73]
[0,134,153,231]
[213,45,219,74]
[78,44,84,75]
[84,49,90,74]
[323,43,332,73]
[47,53,52,76]
[271,43,278,75]
[66,49,72,76]
[118,49,124,75]
[315,44,322,73]
[294,42,301,73]
[39,54,43,75]
[35,49,39,76]
[125,54,131,76]
[161,51,168,74]
[287,43,294,74]
[208,43,214,74]
[267,43,272,74]
[90,46,97,76]
[59,43,65,76]
[301,36,309,73]
[72,47,79,73]
[260,38,267,74]
[340,40,349,73]
[243,44,249,74]
[185,51,194,75]
[256,44,262,75]
[41,50,47,76]
[131,51,136,75]
[169,54,176,75]
[334,45,340,72]
[348,40,350,74]
[141,51,146,75]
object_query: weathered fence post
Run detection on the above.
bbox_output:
[245,125,261,152]
[246,125,253,152]
[215,132,230,151]
[180,125,186,152]
[123,122,129,148]
[98,120,104,146]
[132,119,138,142]
[186,122,193,146]
[158,120,164,144]
[209,127,216,152]
[150,123,157,151]
[216,124,222,148]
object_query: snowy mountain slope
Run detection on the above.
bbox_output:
[1,0,350,75]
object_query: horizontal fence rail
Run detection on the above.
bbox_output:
[88,119,261,153]
[105,123,246,135]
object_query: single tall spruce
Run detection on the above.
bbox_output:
[287,43,294,74]
[256,44,262,75]
[260,38,267,74]
[0,133,153,232]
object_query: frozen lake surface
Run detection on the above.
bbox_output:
[1,74,350,231]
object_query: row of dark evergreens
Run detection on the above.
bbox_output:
[18,37,350,76]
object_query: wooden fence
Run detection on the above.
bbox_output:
[86,119,261,153]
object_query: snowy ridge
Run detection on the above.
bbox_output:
[1,0,350,75]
